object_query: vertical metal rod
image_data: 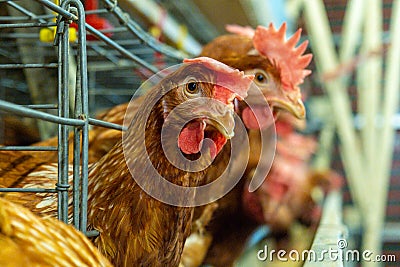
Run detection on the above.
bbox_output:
[57,13,70,224]
[72,58,82,229]
[56,18,63,222]
[88,71,95,113]
[79,0,90,234]
[71,2,82,229]
[62,0,89,234]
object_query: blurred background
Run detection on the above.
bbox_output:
[0,0,399,266]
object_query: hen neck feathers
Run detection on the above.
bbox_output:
[86,90,206,266]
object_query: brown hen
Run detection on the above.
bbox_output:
[0,57,252,266]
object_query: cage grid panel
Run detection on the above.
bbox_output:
[0,0,90,233]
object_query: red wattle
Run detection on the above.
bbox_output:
[178,121,204,155]
[178,121,227,159]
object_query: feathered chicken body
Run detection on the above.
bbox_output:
[0,57,252,266]
[201,126,328,266]
[0,197,112,267]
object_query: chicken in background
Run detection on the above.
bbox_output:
[0,197,112,267]
[181,23,313,267]
[257,119,343,241]
[0,57,253,266]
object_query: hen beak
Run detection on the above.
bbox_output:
[195,103,235,139]
[205,117,235,139]
[269,97,305,120]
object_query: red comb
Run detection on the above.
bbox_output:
[184,57,253,101]
[253,23,312,92]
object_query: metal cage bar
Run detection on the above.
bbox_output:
[56,0,71,223]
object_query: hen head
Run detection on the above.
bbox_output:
[201,23,312,129]
[141,57,253,161]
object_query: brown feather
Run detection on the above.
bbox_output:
[0,198,112,267]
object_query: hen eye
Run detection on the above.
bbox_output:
[255,72,268,84]
[185,82,199,94]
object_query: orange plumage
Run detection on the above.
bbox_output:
[0,197,112,267]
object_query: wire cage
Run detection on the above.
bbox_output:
[0,0,185,235]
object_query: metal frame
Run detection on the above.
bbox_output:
[0,0,90,233]
[0,0,185,235]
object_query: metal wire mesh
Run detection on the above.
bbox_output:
[0,0,186,235]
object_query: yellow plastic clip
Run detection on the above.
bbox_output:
[39,27,77,43]
[39,27,56,42]
[39,0,77,43]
